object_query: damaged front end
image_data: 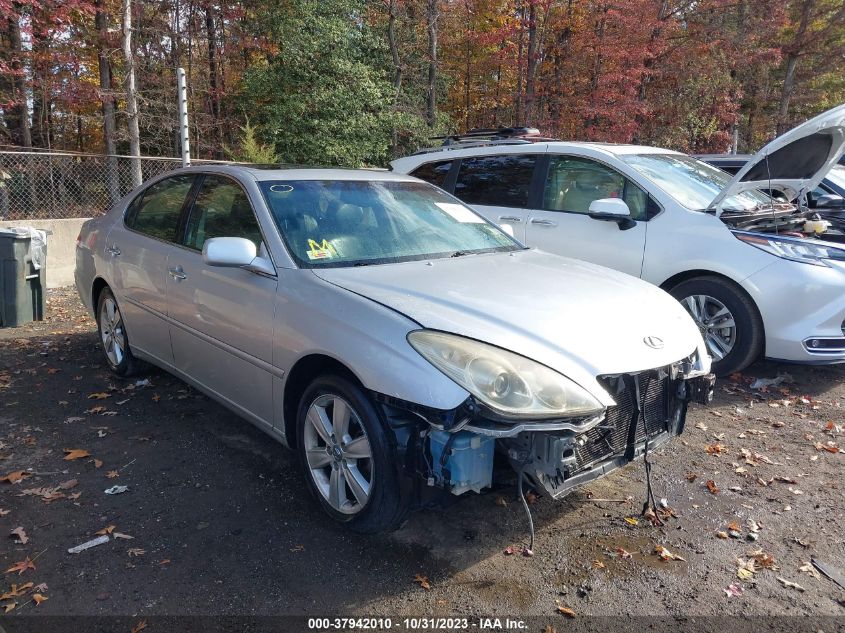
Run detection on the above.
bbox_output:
[376,354,715,503]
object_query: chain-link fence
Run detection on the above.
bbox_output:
[0,149,235,220]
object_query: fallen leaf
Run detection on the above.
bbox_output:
[685,472,698,482]
[614,547,633,560]
[413,574,430,590]
[87,392,111,400]
[152,394,161,402]
[776,577,805,592]
[1,471,30,484]
[494,496,507,508]
[716,531,728,539]
[624,517,639,526]
[591,559,605,569]
[9,527,28,544]
[705,443,726,455]
[737,568,754,581]
[106,470,119,479]
[706,480,720,495]
[544,626,556,633]
[93,459,103,469]
[724,582,744,597]
[751,551,776,569]
[32,593,47,605]
[158,559,171,566]
[2,601,14,613]
[0,509,9,516]
[57,479,78,490]
[63,448,90,461]
[0,582,33,600]
[503,546,515,556]
[556,606,576,618]
[112,532,134,540]
[655,545,685,562]
[95,525,116,536]
[6,558,35,575]
[32,583,46,592]
[695,422,708,431]
[799,562,821,579]
[85,406,106,415]
[130,620,147,633]
[127,548,145,557]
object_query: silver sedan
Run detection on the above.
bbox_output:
[75,166,712,532]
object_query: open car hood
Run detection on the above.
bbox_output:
[711,103,845,216]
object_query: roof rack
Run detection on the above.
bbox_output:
[412,127,558,156]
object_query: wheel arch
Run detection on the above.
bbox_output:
[660,269,766,358]
[283,354,363,448]
[91,277,110,318]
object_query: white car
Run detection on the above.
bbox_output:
[392,104,845,375]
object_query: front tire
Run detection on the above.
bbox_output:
[669,276,763,376]
[96,287,144,377]
[296,375,407,533]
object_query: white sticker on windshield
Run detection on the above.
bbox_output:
[436,202,485,223]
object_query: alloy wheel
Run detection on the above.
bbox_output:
[681,294,737,361]
[99,296,126,367]
[303,394,374,515]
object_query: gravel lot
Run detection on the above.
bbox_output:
[1,288,844,626]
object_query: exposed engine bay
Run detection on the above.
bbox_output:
[716,201,845,244]
[376,356,715,504]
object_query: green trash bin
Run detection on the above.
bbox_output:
[0,228,47,327]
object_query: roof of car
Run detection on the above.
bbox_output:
[397,140,684,165]
[180,163,416,182]
[694,154,752,161]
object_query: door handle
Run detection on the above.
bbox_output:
[530,219,557,227]
[107,245,121,256]
[167,266,187,281]
[499,215,522,223]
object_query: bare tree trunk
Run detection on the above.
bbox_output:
[205,2,222,158]
[123,0,142,186]
[524,1,539,126]
[387,0,402,154]
[6,5,32,149]
[426,0,438,127]
[96,0,120,204]
[776,0,813,134]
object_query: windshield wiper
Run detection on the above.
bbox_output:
[450,251,470,258]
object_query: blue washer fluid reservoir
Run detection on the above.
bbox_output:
[429,430,494,495]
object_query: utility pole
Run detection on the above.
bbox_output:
[122,0,142,186]
[177,67,191,167]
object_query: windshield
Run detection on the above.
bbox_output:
[827,165,845,190]
[259,179,521,267]
[623,153,773,212]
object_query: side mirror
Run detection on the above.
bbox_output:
[812,193,845,209]
[203,237,276,275]
[588,198,636,231]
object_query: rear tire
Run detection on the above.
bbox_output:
[296,375,407,533]
[669,276,763,376]
[96,287,145,377]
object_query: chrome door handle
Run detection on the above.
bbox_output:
[107,245,121,256]
[499,215,522,223]
[167,266,187,281]
[530,219,557,227]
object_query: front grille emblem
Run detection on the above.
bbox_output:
[643,336,664,349]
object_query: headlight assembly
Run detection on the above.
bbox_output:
[734,230,845,267]
[407,330,604,419]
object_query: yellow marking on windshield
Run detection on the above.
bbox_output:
[306,238,337,260]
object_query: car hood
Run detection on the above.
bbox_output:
[312,249,707,406]
[711,103,845,215]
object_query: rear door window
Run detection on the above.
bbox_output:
[126,175,194,242]
[410,160,453,189]
[454,154,537,208]
[182,175,263,251]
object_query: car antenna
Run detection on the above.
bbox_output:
[764,151,778,236]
